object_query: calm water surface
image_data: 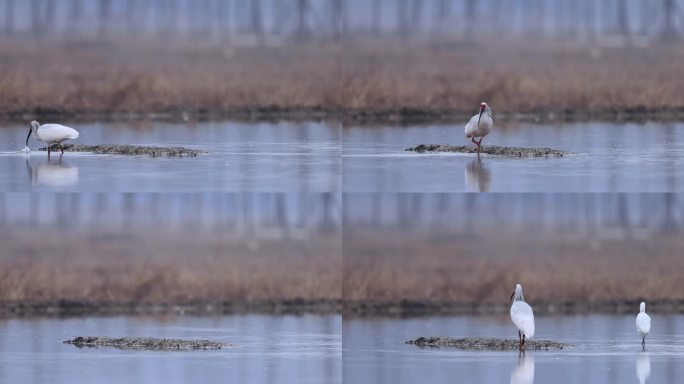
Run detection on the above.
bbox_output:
[0,314,341,384]
[0,121,340,192]
[344,314,684,383]
[343,122,684,192]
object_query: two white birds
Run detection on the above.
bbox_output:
[464,102,493,153]
[25,120,79,156]
[510,284,651,350]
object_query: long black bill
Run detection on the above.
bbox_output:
[510,291,515,304]
[477,109,483,126]
[25,127,32,147]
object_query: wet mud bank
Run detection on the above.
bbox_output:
[406,144,573,158]
[64,336,228,351]
[38,144,205,157]
[406,337,572,351]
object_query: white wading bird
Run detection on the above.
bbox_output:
[510,283,535,350]
[25,121,79,157]
[636,301,651,348]
[464,101,493,154]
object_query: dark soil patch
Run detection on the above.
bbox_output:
[64,336,228,351]
[406,144,573,157]
[406,336,572,351]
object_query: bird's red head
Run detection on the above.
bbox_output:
[480,102,487,111]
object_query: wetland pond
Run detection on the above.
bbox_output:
[343,314,684,383]
[0,121,340,192]
[0,313,341,384]
[343,121,684,192]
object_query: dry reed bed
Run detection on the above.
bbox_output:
[1,38,684,120]
[343,230,684,309]
[0,230,341,306]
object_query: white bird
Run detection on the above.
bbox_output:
[25,121,79,157]
[510,283,535,350]
[636,301,651,348]
[464,101,494,154]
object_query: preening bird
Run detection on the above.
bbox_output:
[464,102,493,154]
[636,301,651,348]
[510,283,535,350]
[25,121,79,157]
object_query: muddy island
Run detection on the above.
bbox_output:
[38,144,205,157]
[64,336,228,351]
[406,337,572,351]
[406,144,573,158]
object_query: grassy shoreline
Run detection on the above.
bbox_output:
[3,38,684,125]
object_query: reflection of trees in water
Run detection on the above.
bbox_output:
[2,1,680,43]
[345,194,684,236]
[0,193,340,236]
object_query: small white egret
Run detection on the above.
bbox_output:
[636,301,651,347]
[464,101,493,154]
[25,121,79,157]
[510,283,535,350]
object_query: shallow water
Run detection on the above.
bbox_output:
[343,122,684,192]
[0,314,341,384]
[343,314,684,383]
[0,121,339,192]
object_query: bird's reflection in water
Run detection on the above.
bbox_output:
[636,353,651,384]
[510,352,534,384]
[26,155,79,187]
[465,157,491,192]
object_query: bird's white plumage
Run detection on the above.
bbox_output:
[636,302,651,337]
[464,112,493,139]
[35,124,79,144]
[510,284,535,339]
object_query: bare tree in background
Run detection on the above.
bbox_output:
[663,0,679,40]
[4,0,14,36]
[372,0,382,35]
[98,0,112,40]
[432,0,450,39]
[616,0,631,42]
[331,0,347,40]
[251,0,265,43]
[296,0,310,39]
[410,0,423,34]
[465,0,476,39]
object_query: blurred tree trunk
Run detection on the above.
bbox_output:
[125,0,137,35]
[98,0,112,40]
[272,0,285,35]
[251,0,265,43]
[296,0,310,39]
[584,0,596,41]
[663,0,678,40]
[616,0,631,41]
[465,0,476,39]
[331,0,347,40]
[410,0,423,34]
[371,0,382,35]
[396,0,410,37]
[31,0,42,37]
[4,0,14,36]
[219,0,232,40]
[432,0,449,38]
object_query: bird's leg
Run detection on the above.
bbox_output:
[518,331,522,349]
[642,335,646,347]
[58,143,64,154]
[47,145,51,159]
[522,334,526,350]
